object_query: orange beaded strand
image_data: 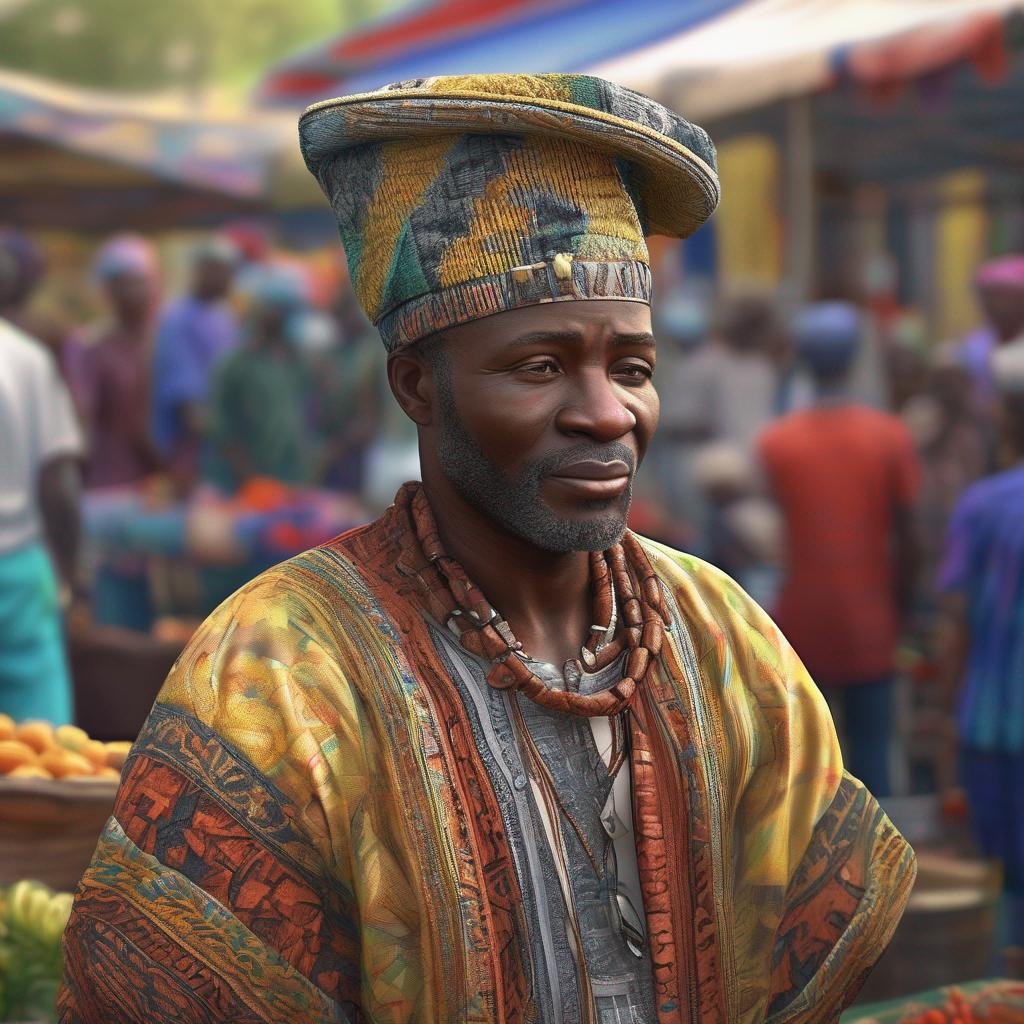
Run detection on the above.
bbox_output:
[403,483,665,718]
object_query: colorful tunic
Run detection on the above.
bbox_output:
[938,464,1024,754]
[60,496,915,1024]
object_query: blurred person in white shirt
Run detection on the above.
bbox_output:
[0,248,83,724]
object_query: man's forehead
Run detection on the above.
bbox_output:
[474,299,654,345]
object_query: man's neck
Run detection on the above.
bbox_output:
[115,313,150,337]
[420,477,592,666]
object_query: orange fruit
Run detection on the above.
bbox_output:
[38,748,94,779]
[55,723,90,752]
[6,764,52,780]
[96,766,122,781]
[15,720,55,755]
[104,741,133,770]
[0,713,15,741]
[80,739,108,770]
[0,740,37,774]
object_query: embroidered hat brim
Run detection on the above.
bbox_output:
[299,83,719,241]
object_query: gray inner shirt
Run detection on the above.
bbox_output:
[433,625,657,1024]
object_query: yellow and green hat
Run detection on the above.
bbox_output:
[298,74,719,351]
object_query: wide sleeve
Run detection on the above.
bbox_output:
[650,544,916,1024]
[58,576,369,1024]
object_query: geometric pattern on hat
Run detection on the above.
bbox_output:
[299,74,719,350]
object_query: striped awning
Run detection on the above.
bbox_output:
[255,0,743,107]
[257,0,1024,121]
[592,0,1024,120]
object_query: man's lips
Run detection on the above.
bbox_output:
[547,460,632,499]
[549,460,632,481]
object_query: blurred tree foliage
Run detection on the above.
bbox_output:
[0,0,392,93]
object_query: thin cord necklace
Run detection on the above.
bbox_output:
[401,483,669,718]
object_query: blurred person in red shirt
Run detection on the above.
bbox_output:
[67,235,164,489]
[63,236,166,633]
[759,302,922,796]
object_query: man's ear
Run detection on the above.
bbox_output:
[387,350,434,426]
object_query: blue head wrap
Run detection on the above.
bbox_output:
[793,302,862,378]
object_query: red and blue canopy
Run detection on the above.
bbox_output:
[257,0,1024,118]
[257,0,744,106]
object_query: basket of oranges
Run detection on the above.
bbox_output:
[0,715,132,892]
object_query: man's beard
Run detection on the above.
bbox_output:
[435,389,634,554]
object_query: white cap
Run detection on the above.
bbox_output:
[992,337,1024,395]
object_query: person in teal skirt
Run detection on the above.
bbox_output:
[0,247,82,724]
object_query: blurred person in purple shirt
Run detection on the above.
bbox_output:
[68,235,164,488]
[956,255,1024,420]
[936,338,1024,962]
[151,238,239,490]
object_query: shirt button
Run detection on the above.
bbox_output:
[513,774,528,791]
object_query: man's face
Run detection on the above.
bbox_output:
[194,257,234,302]
[105,271,154,322]
[426,299,658,553]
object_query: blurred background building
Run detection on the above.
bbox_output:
[2,2,1024,1021]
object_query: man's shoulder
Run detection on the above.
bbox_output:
[636,535,778,651]
[757,406,820,448]
[853,403,909,433]
[0,318,54,378]
[958,466,1024,519]
[158,526,389,714]
[157,296,192,324]
[636,535,837,779]
[764,404,909,447]
[211,520,387,631]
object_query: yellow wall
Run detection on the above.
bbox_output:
[934,169,988,340]
[713,134,782,290]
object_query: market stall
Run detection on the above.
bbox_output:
[0,718,132,1021]
[0,67,290,230]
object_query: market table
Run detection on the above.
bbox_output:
[842,979,1024,1022]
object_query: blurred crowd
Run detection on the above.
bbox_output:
[0,223,423,620]
[3,224,1024,957]
[1,226,408,503]
[640,261,1024,961]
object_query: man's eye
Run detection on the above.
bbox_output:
[520,359,560,375]
[614,363,654,382]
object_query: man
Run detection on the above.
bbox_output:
[695,294,784,458]
[759,303,921,798]
[0,248,82,724]
[308,280,384,495]
[61,76,914,1024]
[151,237,238,491]
[0,228,69,365]
[204,262,311,493]
[643,292,711,548]
[957,255,1024,420]
[69,234,163,489]
[935,338,1024,971]
[66,235,164,632]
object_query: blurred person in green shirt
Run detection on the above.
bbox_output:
[204,263,311,495]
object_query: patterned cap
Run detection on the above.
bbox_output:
[298,74,719,351]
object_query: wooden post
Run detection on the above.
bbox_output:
[784,95,815,304]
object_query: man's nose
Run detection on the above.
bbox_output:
[556,369,637,442]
